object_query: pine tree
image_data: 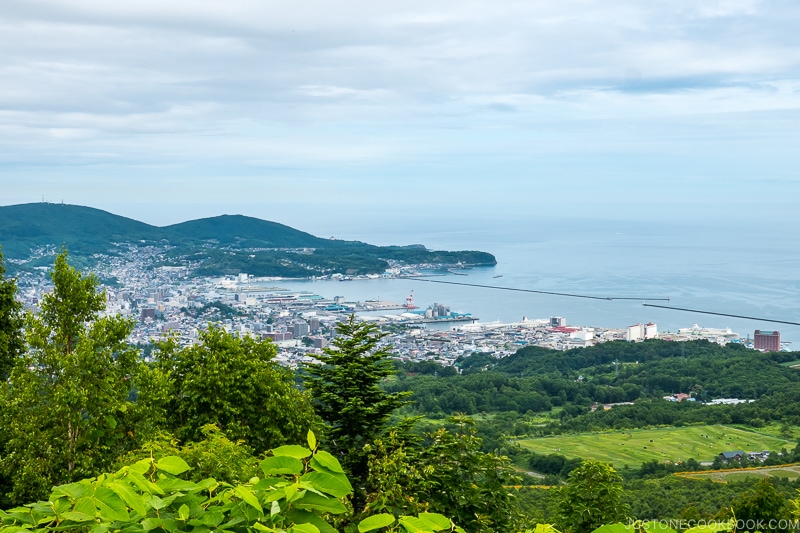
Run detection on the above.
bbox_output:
[303,316,410,487]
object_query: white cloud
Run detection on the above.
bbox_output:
[1,0,799,223]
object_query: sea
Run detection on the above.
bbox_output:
[262,215,800,348]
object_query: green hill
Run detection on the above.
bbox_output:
[0,203,496,277]
[0,203,163,257]
[162,214,335,249]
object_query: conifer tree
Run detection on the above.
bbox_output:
[303,316,410,487]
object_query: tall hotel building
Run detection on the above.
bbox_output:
[754,330,780,352]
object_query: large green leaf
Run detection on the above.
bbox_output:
[106,482,148,516]
[254,477,287,491]
[126,470,164,495]
[53,482,94,501]
[234,486,263,514]
[358,514,396,532]
[156,477,200,492]
[290,523,320,533]
[201,510,225,527]
[195,478,219,491]
[141,518,163,531]
[592,524,632,533]
[284,510,338,533]
[93,489,130,523]
[399,513,451,532]
[416,514,451,530]
[61,511,96,523]
[260,456,304,476]
[90,523,110,533]
[93,498,129,523]
[129,459,152,475]
[272,445,312,459]
[293,492,347,514]
[309,451,344,474]
[73,497,97,518]
[685,521,735,533]
[175,505,189,522]
[300,472,352,498]
[156,456,191,476]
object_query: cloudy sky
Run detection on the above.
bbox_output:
[1,0,799,235]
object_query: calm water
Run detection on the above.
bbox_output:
[276,216,800,347]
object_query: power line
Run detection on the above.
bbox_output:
[642,303,800,327]
[403,277,798,327]
[406,277,671,301]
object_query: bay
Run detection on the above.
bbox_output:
[277,216,800,348]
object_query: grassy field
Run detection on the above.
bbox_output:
[516,425,796,469]
[744,421,800,440]
[678,464,800,482]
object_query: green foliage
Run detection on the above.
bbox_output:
[418,416,524,533]
[303,317,411,487]
[116,425,260,485]
[0,436,465,533]
[155,327,317,454]
[363,417,524,533]
[0,251,142,504]
[732,478,789,532]
[184,300,243,319]
[363,428,429,520]
[0,247,24,381]
[558,461,630,533]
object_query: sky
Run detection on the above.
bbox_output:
[1,0,799,237]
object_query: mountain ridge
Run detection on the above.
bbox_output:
[0,203,496,277]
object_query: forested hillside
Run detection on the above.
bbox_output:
[0,203,496,277]
[390,340,800,428]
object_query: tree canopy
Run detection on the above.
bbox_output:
[0,247,23,381]
[303,316,411,484]
[154,326,317,454]
[1,251,142,503]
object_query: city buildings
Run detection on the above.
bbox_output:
[754,330,780,352]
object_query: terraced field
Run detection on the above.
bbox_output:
[516,425,795,469]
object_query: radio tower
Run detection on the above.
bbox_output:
[405,291,416,309]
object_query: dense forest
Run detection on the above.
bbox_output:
[3,249,800,533]
[389,340,800,430]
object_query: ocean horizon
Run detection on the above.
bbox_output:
[276,214,800,348]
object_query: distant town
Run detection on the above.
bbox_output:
[11,244,787,369]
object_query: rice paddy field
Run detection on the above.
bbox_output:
[515,425,796,469]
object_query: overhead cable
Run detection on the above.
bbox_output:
[642,303,800,327]
[406,277,671,302]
